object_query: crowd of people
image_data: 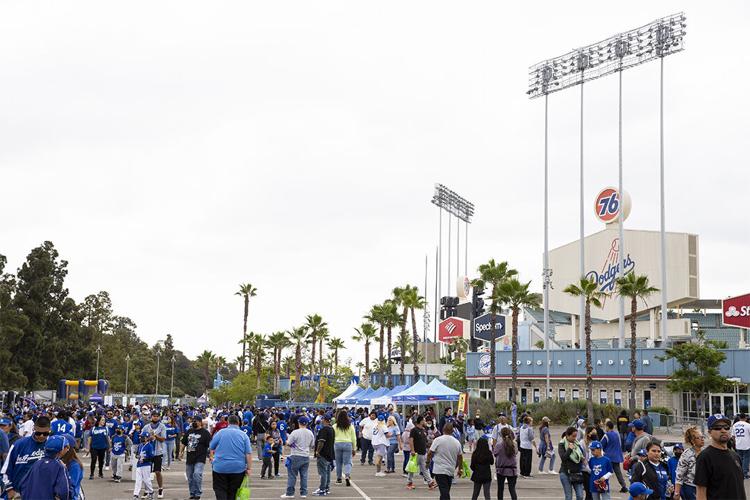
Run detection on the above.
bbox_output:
[0,398,747,500]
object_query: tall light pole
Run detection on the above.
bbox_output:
[170,355,176,400]
[154,349,161,400]
[95,345,102,381]
[124,354,131,401]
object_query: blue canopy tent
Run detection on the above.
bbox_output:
[341,387,373,405]
[371,384,408,406]
[336,386,367,405]
[390,380,431,403]
[424,379,460,402]
[354,386,390,406]
[332,382,361,404]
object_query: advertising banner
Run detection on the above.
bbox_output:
[438,317,468,343]
[723,293,750,329]
[472,313,507,342]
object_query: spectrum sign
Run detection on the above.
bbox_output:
[723,293,750,329]
[472,313,507,342]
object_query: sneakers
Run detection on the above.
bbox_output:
[406,483,416,490]
[157,489,164,498]
[538,470,547,475]
[336,479,342,484]
[548,470,558,475]
[375,472,386,477]
[345,477,351,487]
[89,475,94,480]
[280,495,295,498]
[620,488,629,493]
[105,466,110,471]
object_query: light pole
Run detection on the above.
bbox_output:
[95,345,102,381]
[170,355,176,400]
[124,354,131,402]
[155,349,161,400]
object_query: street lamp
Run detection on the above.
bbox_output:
[95,345,102,381]
[124,354,131,402]
[170,355,176,400]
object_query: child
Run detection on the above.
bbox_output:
[465,418,477,452]
[371,414,391,477]
[628,482,654,500]
[666,443,681,485]
[134,434,155,500]
[111,425,132,483]
[269,420,283,478]
[469,437,493,500]
[261,435,275,479]
[588,441,613,500]
[401,422,412,476]
[129,421,142,472]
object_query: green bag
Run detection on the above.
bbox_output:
[236,475,251,500]
[461,460,471,479]
[405,454,419,473]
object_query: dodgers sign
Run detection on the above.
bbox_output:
[472,313,506,342]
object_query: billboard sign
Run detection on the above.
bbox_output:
[723,293,750,329]
[438,317,468,343]
[594,187,631,225]
[472,313,506,342]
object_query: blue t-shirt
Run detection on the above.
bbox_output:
[112,435,128,455]
[0,428,9,457]
[240,425,253,440]
[263,443,274,458]
[278,421,288,443]
[51,420,73,436]
[667,456,679,484]
[131,429,141,445]
[137,442,154,468]
[90,426,109,450]
[209,426,253,474]
[166,426,178,441]
[588,455,613,493]
[387,426,399,445]
[105,418,119,436]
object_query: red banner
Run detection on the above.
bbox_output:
[723,293,750,329]
[438,317,466,343]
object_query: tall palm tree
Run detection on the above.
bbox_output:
[317,327,330,382]
[396,328,411,383]
[616,273,659,411]
[327,337,346,372]
[353,323,379,387]
[267,331,289,394]
[355,361,365,378]
[401,287,426,381]
[366,304,386,384]
[247,332,266,389]
[305,314,327,383]
[195,350,215,392]
[392,285,413,375]
[288,327,308,399]
[472,259,518,404]
[282,355,294,379]
[564,277,605,421]
[235,284,257,373]
[381,301,400,386]
[213,355,227,377]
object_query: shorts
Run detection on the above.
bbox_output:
[374,444,387,457]
[151,455,163,472]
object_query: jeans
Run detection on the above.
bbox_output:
[257,435,266,460]
[185,462,205,498]
[402,450,410,473]
[407,453,432,484]
[496,474,517,500]
[317,457,331,491]
[738,448,750,477]
[433,473,452,500]
[471,480,491,500]
[610,462,627,490]
[360,438,373,464]
[680,484,696,500]
[591,493,610,500]
[212,471,245,500]
[286,455,310,496]
[559,471,584,500]
[334,442,353,480]
[386,442,398,471]
[165,440,175,468]
[538,452,556,472]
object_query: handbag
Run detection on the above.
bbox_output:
[568,471,584,484]
[405,454,419,473]
[236,475,251,500]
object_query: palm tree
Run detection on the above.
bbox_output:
[564,277,605,421]
[392,285,413,375]
[195,350,215,392]
[267,331,289,394]
[616,273,659,411]
[382,301,400,386]
[401,287,426,381]
[328,337,345,372]
[235,284,257,373]
[353,323,379,387]
[212,355,227,378]
[355,361,365,379]
[317,327,330,382]
[396,328,411,383]
[247,332,265,389]
[282,355,294,378]
[473,259,518,404]
[366,304,386,383]
[305,314,327,383]
[287,327,308,399]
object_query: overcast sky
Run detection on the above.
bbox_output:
[1,1,747,363]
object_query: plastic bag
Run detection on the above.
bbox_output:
[236,475,251,500]
[461,460,471,479]
[405,454,419,473]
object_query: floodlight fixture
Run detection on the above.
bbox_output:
[527,12,686,98]
[431,183,475,223]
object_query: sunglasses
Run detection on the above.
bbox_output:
[711,425,730,431]
[34,431,50,437]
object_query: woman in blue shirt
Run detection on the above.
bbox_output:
[62,435,84,500]
[385,416,401,473]
[88,416,111,480]
[164,415,178,470]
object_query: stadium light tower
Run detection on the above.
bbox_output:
[528,13,686,357]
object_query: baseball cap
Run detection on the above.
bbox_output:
[629,482,654,498]
[0,418,11,426]
[636,448,648,457]
[61,433,76,449]
[377,414,385,421]
[298,417,309,425]
[45,435,67,453]
[707,414,731,429]
[673,443,684,450]
[632,419,645,430]
[588,440,602,450]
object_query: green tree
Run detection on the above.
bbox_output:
[396,328,410,382]
[235,283,257,373]
[0,255,29,388]
[353,323,378,387]
[400,286,426,381]
[366,304,386,383]
[473,259,518,404]
[391,286,412,378]
[446,358,467,392]
[616,273,659,411]
[195,350,215,393]
[563,277,603,420]
[317,327,330,383]
[267,331,289,394]
[381,301,400,386]
[247,333,265,389]
[659,331,728,419]
[305,314,327,382]
[288,326,308,399]
[327,337,345,373]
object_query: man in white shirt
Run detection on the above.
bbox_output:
[18,413,35,438]
[490,414,511,447]
[359,411,378,466]
[281,416,315,498]
[732,413,750,479]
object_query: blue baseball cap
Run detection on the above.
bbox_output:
[629,482,654,497]
[377,414,386,421]
[298,417,309,425]
[45,435,68,453]
[61,433,76,449]
[632,419,645,430]
[637,448,648,457]
[673,443,684,450]
[707,414,731,429]
[588,440,602,450]
[0,418,11,426]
